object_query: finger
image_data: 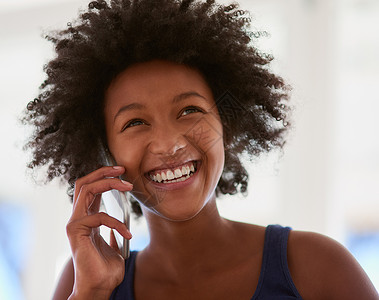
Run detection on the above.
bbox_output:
[73,166,126,203]
[86,212,132,239]
[67,212,132,247]
[72,178,133,218]
[88,194,101,215]
[110,229,121,254]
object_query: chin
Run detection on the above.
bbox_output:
[142,200,207,222]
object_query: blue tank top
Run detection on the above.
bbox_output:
[110,225,303,299]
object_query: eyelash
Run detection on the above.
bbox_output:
[121,106,204,132]
[180,106,203,116]
[121,119,145,131]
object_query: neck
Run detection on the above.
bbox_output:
[141,198,234,268]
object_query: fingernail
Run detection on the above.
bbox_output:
[112,166,123,170]
[121,180,132,187]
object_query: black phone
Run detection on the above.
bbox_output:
[100,145,130,259]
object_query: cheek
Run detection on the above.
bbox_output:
[185,115,224,155]
[191,116,224,184]
[207,138,225,178]
[108,138,144,181]
[206,118,225,185]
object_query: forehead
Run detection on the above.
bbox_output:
[104,60,214,107]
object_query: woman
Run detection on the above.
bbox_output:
[23,0,378,299]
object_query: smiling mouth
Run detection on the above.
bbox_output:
[147,161,198,184]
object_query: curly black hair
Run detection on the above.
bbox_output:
[22,0,290,217]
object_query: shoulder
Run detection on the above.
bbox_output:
[287,230,378,300]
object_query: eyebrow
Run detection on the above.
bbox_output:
[172,91,206,103]
[113,91,207,122]
[113,102,145,122]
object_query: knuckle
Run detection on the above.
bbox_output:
[99,166,114,179]
[98,212,108,219]
[98,212,115,225]
[80,183,92,196]
[108,179,117,189]
[74,177,84,188]
[66,220,76,235]
[103,178,117,192]
[73,181,81,196]
[101,167,111,176]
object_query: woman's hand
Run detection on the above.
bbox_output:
[66,166,133,300]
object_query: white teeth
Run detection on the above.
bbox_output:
[174,168,182,178]
[181,166,187,175]
[156,173,162,183]
[150,161,197,183]
[166,170,175,180]
[181,175,189,182]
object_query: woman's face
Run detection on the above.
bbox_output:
[104,60,224,221]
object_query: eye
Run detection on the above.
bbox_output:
[121,119,145,131]
[180,106,203,117]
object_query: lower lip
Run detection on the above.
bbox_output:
[145,161,201,191]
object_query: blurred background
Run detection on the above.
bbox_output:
[0,0,378,299]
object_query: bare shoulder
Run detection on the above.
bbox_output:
[287,230,378,300]
[51,257,74,300]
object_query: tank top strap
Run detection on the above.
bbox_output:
[111,227,302,300]
[251,225,303,299]
[109,251,138,300]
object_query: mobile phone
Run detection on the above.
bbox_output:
[99,145,130,259]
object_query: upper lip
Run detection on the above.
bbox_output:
[145,159,198,175]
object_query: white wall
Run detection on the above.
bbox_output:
[0,2,88,299]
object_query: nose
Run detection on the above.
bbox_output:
[147,125,188,157]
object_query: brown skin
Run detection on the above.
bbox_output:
[52,60,378,300]
[287,231,379,299]
[62,166,133,300]
[134,206,266,300]
[103,60,225,221]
